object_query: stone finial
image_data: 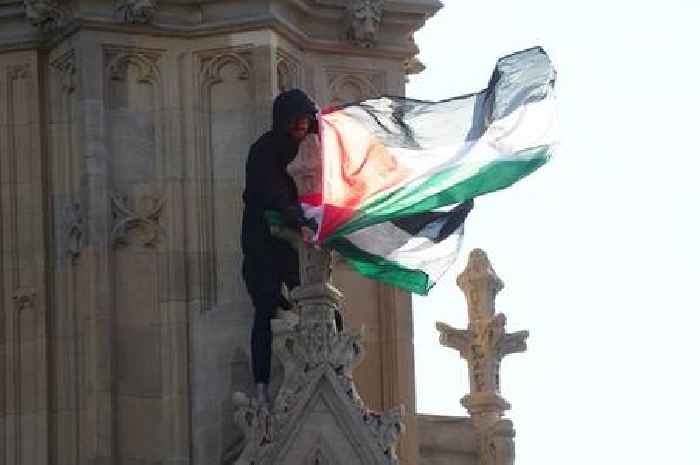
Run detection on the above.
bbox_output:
[456,248,504,324]
[436,249,528,465]
[345,0,385,48]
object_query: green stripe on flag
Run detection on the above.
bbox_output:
[327,145,551,241]
[329,238,435,295]
[264,210,284,226]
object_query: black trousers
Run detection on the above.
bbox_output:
[242,243,300,384]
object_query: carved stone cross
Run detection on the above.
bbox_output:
[435,249,529,465]
[436,249,528,426]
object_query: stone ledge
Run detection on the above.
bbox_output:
[417,414,479,465]
[1,0,441,58]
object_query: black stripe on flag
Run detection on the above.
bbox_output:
[391,199,474,243]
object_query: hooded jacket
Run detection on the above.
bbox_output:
[241,89,318,256]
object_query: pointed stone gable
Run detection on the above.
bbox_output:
[228,228,405,465]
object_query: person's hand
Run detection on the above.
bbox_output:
[301,226,315,244]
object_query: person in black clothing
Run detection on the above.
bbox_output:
[241,89,317,407]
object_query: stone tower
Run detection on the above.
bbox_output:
[0,1,440,465]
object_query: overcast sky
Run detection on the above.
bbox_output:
[408,1,700,464]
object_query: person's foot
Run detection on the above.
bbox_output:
[256,383,271,410]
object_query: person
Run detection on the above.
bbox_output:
[240,89,317,407]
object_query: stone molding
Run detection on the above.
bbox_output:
[193,46,253,311]
[49,50,83,262]
[277,48,302,93]
[105,47,162,83]
[326,66,386,104]
[1,52,50,465]
[7,0,441,61]
[199,49,252,85]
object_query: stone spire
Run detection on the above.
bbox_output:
[229,228,405,465]
[436,249,529,465]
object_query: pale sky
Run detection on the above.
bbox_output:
[408,1,700,464]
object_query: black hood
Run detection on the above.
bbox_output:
[272,89,318,135]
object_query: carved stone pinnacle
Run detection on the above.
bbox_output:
[436,249,528,422]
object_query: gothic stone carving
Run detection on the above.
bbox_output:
[51,49,76,92]
[193,48,252,312]
[229,232,405,465]
[403,56,425,82]
[111,191,165,247]
[436,249,528,416]
[7,63,30,80]
[277,50,301,94]
[24,0,69,32]
[436,249,527,465]
[345,0,385,48]
[327,68,385,105]
[200,50,251,84]
[481,419,516,465]
[106,48,161,84]
[12,287,37,311]
[115,0,157,24]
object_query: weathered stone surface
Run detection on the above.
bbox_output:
[0,50,49,465]
[432,249,528,465]
[0,2,441,464]
[345,0,385,48]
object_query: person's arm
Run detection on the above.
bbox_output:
[246,146,307,230]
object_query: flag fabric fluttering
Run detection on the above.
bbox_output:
[305,47,557,295]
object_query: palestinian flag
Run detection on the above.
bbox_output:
[310,47,557,295]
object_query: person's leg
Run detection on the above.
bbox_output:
[243,257,280,390]
[279,244,300,291]
[250,292,277,384]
